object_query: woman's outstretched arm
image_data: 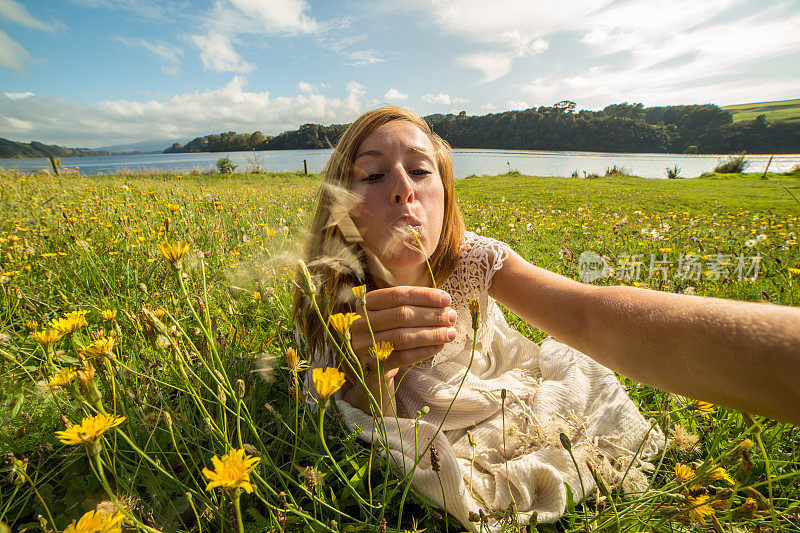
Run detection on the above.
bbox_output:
[490,248,800,425]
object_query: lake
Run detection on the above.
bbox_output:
[1,148,798,179]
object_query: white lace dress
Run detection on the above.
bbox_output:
[315,231,664,532]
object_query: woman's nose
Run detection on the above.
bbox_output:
[390,166,414,204]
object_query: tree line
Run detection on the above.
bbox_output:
[0,138,109,159]
[163,102,800,155]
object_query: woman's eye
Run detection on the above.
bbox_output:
[363,173,383,182]
[409,169,432,176]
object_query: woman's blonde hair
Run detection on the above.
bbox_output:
[293,106,465,363]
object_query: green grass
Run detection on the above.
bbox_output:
[1,168,798,532]
[722,98,800,123]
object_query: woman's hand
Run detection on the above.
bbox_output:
[350,286,458,376]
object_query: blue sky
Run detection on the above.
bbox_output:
[2,0,800,148]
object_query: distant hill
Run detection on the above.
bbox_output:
[163,102,800,155]
[0,138,109,159]
[722,98,800,123]
[95,138,191,154]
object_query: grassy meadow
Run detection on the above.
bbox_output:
[722,99,800,123]
[1,167,799,532]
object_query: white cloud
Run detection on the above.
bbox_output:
[0,30,33,70]
[0,78,368,146]
[217,0,318,35]
[118,37,182,63]
[190,32,254,73]
[342,49,384,66]
[422,93,470,106]
[68,0,174,22]
[0,0,59,32]
[458,52,513,82]
[297,81,314,93]
[4,91,34,100]
[384,88,408,101]
[505,100,530,110]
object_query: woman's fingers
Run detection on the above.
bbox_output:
[365,286,451,311]
[385,344,446,371]
[351,325,456,353]
[350,304,456,333]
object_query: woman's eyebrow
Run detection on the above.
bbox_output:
[354,146,433,161]
[354,149,382,161]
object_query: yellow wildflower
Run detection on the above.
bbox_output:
[328,312,361,334]
[369,341,394,362]
[690,400,715,413]
[284,347,309,374]
[55,413,126,445]
[202,448,261,493]
[165,203,181,213]
[23,319,38,332]
[265,229,277,237]
[674,463,695,482]
[352,284,367,302]
[101,309,117,321]
[82,337,116,359]
[312,367,346,401]
[468,299,480,331]
[48,368,77,388]
[252,291,262,301]
[707,466,734,485]
[50,310,89,334]
[789,267,800,276]
[32,328,65,346]
[63,510,125,533]
[687,495,715,525]
[157,241,192,266]
[152,308,166,319]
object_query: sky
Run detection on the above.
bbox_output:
[1,0,800,148]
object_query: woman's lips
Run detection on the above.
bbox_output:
[393,215,422,229]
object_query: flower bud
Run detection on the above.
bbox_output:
[297,259,316,297]
[559,432,572,452]
[236,379,246,400]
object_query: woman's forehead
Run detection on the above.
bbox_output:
[355,120,435,158]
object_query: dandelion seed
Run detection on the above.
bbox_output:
[369,341,394,362]
[55,413,126,446]
[202,448,261,493]
[62,509,125,533]
[32,328,65,346]
[312,367,346,401]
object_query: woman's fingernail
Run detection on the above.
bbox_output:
[441,293,451,307]
[448,309,458,323]
[447,327,457,341]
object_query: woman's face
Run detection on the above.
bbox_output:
[349,120,445,285]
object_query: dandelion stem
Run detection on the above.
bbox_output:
[234,491,245,533]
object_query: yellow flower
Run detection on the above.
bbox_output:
[165,203,181,213]
[312,367,346,401]
[789,267,800,276]
[674,463,695,482]
[352,284,367,302]
[63,509,125,533]
[202,448,261,493]
[328,312,361,334]
[157,241,192,266]
[48,368,77,388]
[82,337,116,359]
[369,341,394,362]
[101,309,117,321]
[707,466,734,485]
[690,400,715,413]
[687,495,715,525]
[468,299,480,331]
[152,308,166,319]
[50,310,89,334]
[265,229,277,237]
[252,291,262,301]
[55,413,126,445]
[284,347,309,374]
[32,328,65,346]
[23,319,39,332]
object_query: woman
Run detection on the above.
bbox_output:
[293,106,800,530]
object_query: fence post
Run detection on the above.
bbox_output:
[303,159,308,175]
